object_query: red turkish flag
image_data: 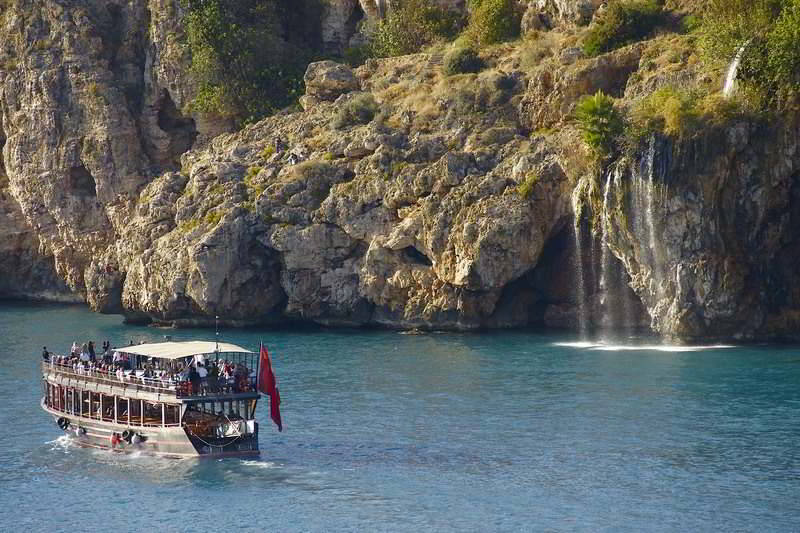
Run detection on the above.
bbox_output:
[258,343,282,432]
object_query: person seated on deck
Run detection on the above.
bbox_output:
[71,342,80,356]
[41,346,49,362]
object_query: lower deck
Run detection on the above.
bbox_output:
[43,400,260,458]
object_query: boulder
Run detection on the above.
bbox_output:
[304,61,360,101]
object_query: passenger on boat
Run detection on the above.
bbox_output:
[71,341,80,356]
[80,343,90,362]
[197,363,208,393]
[41,346,49,361]
[188,366,201,395]
[208,362,220,392]
[88,341,96,362]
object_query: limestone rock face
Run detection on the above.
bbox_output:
[0,0,210,304]
[518,43,642,131]
[529,0,600,28]
[0,185,76,301]
[100,57,578,329]
[602,124,800,341]
[322,0,467,53]
[3,1,798,342]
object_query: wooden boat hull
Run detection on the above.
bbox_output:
[42,400,259,458]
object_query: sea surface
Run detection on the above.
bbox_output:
[1,302,799,532]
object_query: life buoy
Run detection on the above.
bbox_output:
[57,417,69,430]
[74,426,86,437]
[122,429,134,442]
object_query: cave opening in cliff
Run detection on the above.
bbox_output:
[402,246,433,267]
[156,89,197,170]
[69,164,97,197]
[345,3,365,40]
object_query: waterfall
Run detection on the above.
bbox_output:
[723,41,750,98]
[598,170,614,337]
[627,134,665,315]
[571,186,589,339]
[644,136,663,298]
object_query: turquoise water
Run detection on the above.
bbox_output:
[1,302,799,532]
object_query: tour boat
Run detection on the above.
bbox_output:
[41,340,281,458]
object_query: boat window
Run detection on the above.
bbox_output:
[164,404,179,425]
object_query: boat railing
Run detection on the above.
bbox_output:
[43,360,178,395]
[42,360,258,398]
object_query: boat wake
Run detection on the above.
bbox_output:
[553,341,735,352]
[240,459,279,469]
[46,435,76,452]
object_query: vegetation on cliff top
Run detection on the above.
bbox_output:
[182,0,324,123]
[582,0,663,57]
[701,0,800,108]
[370,0,463,57]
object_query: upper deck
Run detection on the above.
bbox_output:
[43,340,260,402]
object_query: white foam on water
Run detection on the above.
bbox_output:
[241,460,278,469]
[46,435,75,452]
[553,341,735,353]
[553,341,602,349]
[591,344,735,353]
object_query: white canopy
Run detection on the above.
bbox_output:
[117,341,253,360]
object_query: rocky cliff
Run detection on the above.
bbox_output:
[1,0,798,341]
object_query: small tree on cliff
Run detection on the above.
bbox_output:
[574,91,624,160]
[182,0,324,124]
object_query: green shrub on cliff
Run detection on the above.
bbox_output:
[333,94,379,129]
[574,91,624,159]
[517,172,539,199]
[182,0,324,124]
[630,87,700,139]
[443,47,484,75]
[463,0,520,48]
[700,0,800,107]
[370,0,463,57]
[582,0,663,57]
[627,87,754,144]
